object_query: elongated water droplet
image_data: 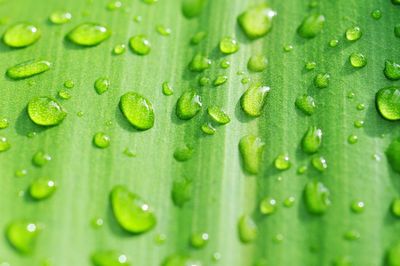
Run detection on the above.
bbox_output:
[6,220,41,254]
[67,23,110,46]
[162,254,202,266]
[119,92,155,130]
[376,87,400,120]
[0,136,10,152]
[238,215,257,243]
[311,156,328,172]
[259,197,277,215]
[173,145,194,162]
[302,126,322,154]
[213,75,227,86]
[387,242,400,266]
[207,106,230,125]
[239,134,265,175]
[274,153,291,170]
[304,181,331,214]
[345,26,362,41]
[110,185,156,234]
[32,151,51,167]
[29,177,56,200]
[6,60,51,80]
[201,123,216,135]
[162,82,174,96]
[386,138,400,173]
[329,39,339,47]
[190,232,209,249]
[384,60,400,80]
[27,97,67,126]
[220,58,230,69]
[314,73,330,89]
[240,84,270,117]
[182,0,207,18]
[3,23,41,48]
[171,178,192,207]
[93,132,111,148]
[189,53,211,72]
[91,250,130,266]
[343,230,360,241]
[247,55,268,72]
[391,198,400,217]
[237,4,277,39]
[49,11,72,24]
[350,200,365,213]
[190,31,207,45]
[295,95,316,115]
[129,35,151,55]
[297,14,325,38]
[175,91,202,120]
[219,36,239,54]
[349,53,367,68]
[94,77,110,95]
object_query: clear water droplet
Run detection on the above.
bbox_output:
[93,132,111,149]
[0,136,10,152]
[32,151,51,167]
[29,177,56,200]
[304,181,331,214]
[201,123,216,135]
[0,118,9,129]
[239,134,265,175]
[175,91,202,120]
[162,81,174,96]
[247,55,268,72]
[311,156,328,172]
[129,35,151,55]
[220,58,230,69]
[384,60,400,80]
[113,44,126,55]
[190,232,209,249]
[297,14,325,38]
[371,9,382,20]
[386,138,400,173]
[391,198,400,217]
[106,1,123,11]
[347,134,358,144]
[283,44,293,52]
[94,77,110,95]
[329,39,339,47]
[238,215,257,243]
[376,87,400,120]
[190,31,207,45]
[345,26,362,41]
[198,76,210,86]
[240,84,270,117]
[354,120,364,128]
[3,23,41,48]
[156,25,171,36]
[27,97,67,126]
[119,92,155,130]
[64,80,74,89]
[314,73,330,89]
[7,60,51,80]
[237,3,277,39]
[274,153,291,170]
[207,106,230,125]
[350,200,365,213]
[213,75,228,86]
[189,53,211,72]
[58,89,71,100]
[259,197,277,215]
[91,250,129,266]
[173,145,194,162]
[219,36,239,54]
[349,53,367,68]
[67,23,111,46]
[283,196,296,208]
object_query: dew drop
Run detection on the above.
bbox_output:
[198,76,210,86]
[304,181,331,214]
[156,25,171,36]
[6,60,51,80]
[162,81,174,96]
[220,58,230,69]
[0,136,10,152]
[371,9,382,20]
[259,197,277,215]
[173,145,194,162]
[350,200,365,213]
[190,232,209,249]
[347,134,358,144]
[237,3,277,39]
[240,84,270,117]
[238,215,257,243]
[119,92,155,130]
[175,91,202,120]
[27,97,67,126]
[311,156,328,172]
[283,44,293,52]
[239,134,265,175]
[190,31,207,45]
[329,39,339,47]
[106,1,123,11]
[6,220,41,254]
[91,250,130,266]
[391,198,400,217]
[0,118,9,129]
[58,89,71,100]
[376,87,400,120]
[283,196,296,208]
[349,53,367,68]
[345,26,362,41]
[213,75,228,86]
[129,35,151,55]
[386,138,400,173]
[32,151,51,167]
[93,132,111,149]
[29,177,56,200]
[247,55,268,72]
[189,53,211,72]
[314,73,330,89]
[295,95,316,115]
[297,14,325,38]
[113,44,126,55]
[201,123,216,135]
[219,36,239,54]
[354,120,364,128]
[67,23,111,46]
[305,61,316,70]
[3,23,41,48]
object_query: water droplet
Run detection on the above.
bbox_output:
[190,232,209,249]
[329,39,339,47]
[58,89,71,100]
[240,84,270,117]
[343,230,360,241]
[384,60,400,80]
[93,132,111,149]
[207,106,230,125]
[0,136,10,152]
[133,15,142,23]
[201,123,216,135]
[239,134,265,175]
[175,91,202,120]
[49,11,72,24]
[283,44,293,52]
[189,53,211,72]
[106,1,123,11]
[156,25,171,36]
[274,153,291,170]
[220,58,230,69]
[91,217,104,229]
[32,151,51,167]
[295,95,316,115]
[162,81,174,96]
[347,134,358,144]
[304,181,331,214]
[345,26,362,41]
[123,148,136,158]
[27,97,67,126]
[0,118,9,129]
[211,252,221,262]
[247,55,268,72]
[273,233,284,243]
[213,75,228,86]
[371,9,382,20]
[162,254,201,266]
[238,215,257,243]
[350,200,365,213]
[311,156,328,172]
[113,44,126,55]
[67,23,110,46]
[356,103,365,111]
[354,120,364,128]
[391,198,400,217]
[237,3,277,39]
[94,77,110,95]
[154,233,167,245]
[91,250,129,266]
[6,60,51,80]
[173,145,194,162]
[190,31,207,45]
[129,35,151,55]
[3,23,41,48]
[29,177,56,200]
[259,197,277,215]
[349,53,367,68]
[110,185,156,234]
[386,138,400,173]
[171,177,192,207]
[241,77,250,84]
[6,220,41,254]
[301,126,322,154]
[182,0,206,18]
[283,196,296,207]
[387,242,400,266]
[347,91,355,99]
[143,0,158,4]
[333,256,353,266]
[15,169,28,177]
[314,73,330,89]
[119,92,155,130]
[297,165,307,175]
[376,87,400,120]
[64,80,74,88]
[77,111,84,117]
[395,24,400,38]
[198,76,210,86]
[297,14,325,38]
[305,61,316,70]
[219,36,239,54]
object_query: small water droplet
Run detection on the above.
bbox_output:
[305,61,316,70]
[64,80,74,88]
[129,35,151,55]
[106,1,123,11]
[356,103,365,111]
[93,132,111,149]
[133,15,142,23]
[311,156,327,172]
[91,217,104,229]
[113,44,126,55]
[302,126,322,154]
[7,60,51,80]
[198,76,210,86]
[220,58,230,69]
[304,181,331,214]
[241,77,250,84]
[29,177,56,200]
[283,44,293,52]
[297,14,325,38]
[190,232,209,249]
[240,84,270,117]
[0,136,10,152]
[156,25,171,36]
[176,91,202,120]
[354,120,364,128]
[94,77,110,95]
[201,123,216,135]
[110,185,156,233]
[343,229,360,241]
[329,39,339,47]
[295,95,316,115]
[6,220,41,254]
[349,53,367,68]
[162,81,174,96]
[91,250,129,266]
[237,3,277,39]
[345,26,362,41]
[3,23,41,48]
[239,134,265,175]
[376,87,400,120]
[297,165,307,175]
[189,53,211,72]
[274,153,291,170]
[190,31,207,45]
[207,106,230,125]
[0,118,9,129]
[67,23,110,46]
[49,11,72,24]
[371,9,382,20]
[247,55,268,72]
[173,145,194,162]
[283,196,296,207]
[15,169,28,177]
[213,75,228,86]
[211,252,221,262]
[182,0,206,18]
[32,151,51,167]
[259,197,277,215]
[347,92,355,99]
[119,92,155,130]
[386,138,400,173]
[350,200,365,213]
[384,60,400,80]
[238,215,257,243]
[273,233,284,243]
[219,36,239,54]
[154,233,167,245]
[58,89,71,100]
[347,134,358,144]
[314,73,330,89]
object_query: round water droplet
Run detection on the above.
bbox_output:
[213,75,228,86]
[110,185,156,234]
[0,136,10,152]
[93,132,111,149]
[190,232,209,249]
[198,76,210,86]
[113,44,126,55]
[189,53,211,72]
[207,106,230,125]
[376,87,400,120]
[219,36,239,54]
[162,81,174,96]
[175,91,202,120]
[201,123,216,135]
[94,77,110,95]
[32,151,51,167]
[6,220,41,254]
[371,9,382,20]
[49,11,72,24]
[302,126,322,154]
[240,84,270,117]
[64,80,74,88]
[237,4,277,39]
[7,60,51,80]
[29,177,56,200]
[314,73,330,89]
[391,198,400,217]
[238,215,257,243]
[91,250,130,266]
[67,23,111,46]
[190,31,207,45]
[311,156,328,172]
[3,23,41,48]
[274,153,291,170]
[386,138,400,173]
[15,169,28,177]
[27,97,67,126]
[384,60,400,80]
[154,233,167,245]
[345,26,362,41]
[295,95,316,115]
[247,55,268,72]
[129,35,151,55]
[350,200,365,213]
[0,118,9,129]
[356,103,365,111]
[349,53,367,68]
[119,92,155,130]
[304,181,331,214]
[329,39,339,47]
[259,197,277,215]
[297,14,325,38]
[171,177,192,207]
[239,134,265,175]
[173,145,194,162]
[347,134,358,144]
[343,230,360,241]
[297,165,307,175]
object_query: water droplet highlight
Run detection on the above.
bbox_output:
[3,23,41,48]
[175,91,202,120]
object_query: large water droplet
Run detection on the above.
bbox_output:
[6,220,41,254]
[295,95,316,115]
[175,91,202,120]
[237,4,277,39]
[3,23,41,48]
[297,14,325,38]
[238,215,257,243]
[6,60,51,80]
[304,181,331,214]
[67,23,111,46]
[91,250,130,266]
[119,92,155,130]
[110,185,156,234]
[302,126,322,154]
[240,84,270,117]
[376,87,400,120]
[129,35,151,55]
[239,134,265,175]
[27,97,67,126]
[189,53,211,72]
[384,60,400,80]
[29,177,56,200]
[182,0,207,18]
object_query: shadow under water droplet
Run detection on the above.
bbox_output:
[14,107,46,137]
